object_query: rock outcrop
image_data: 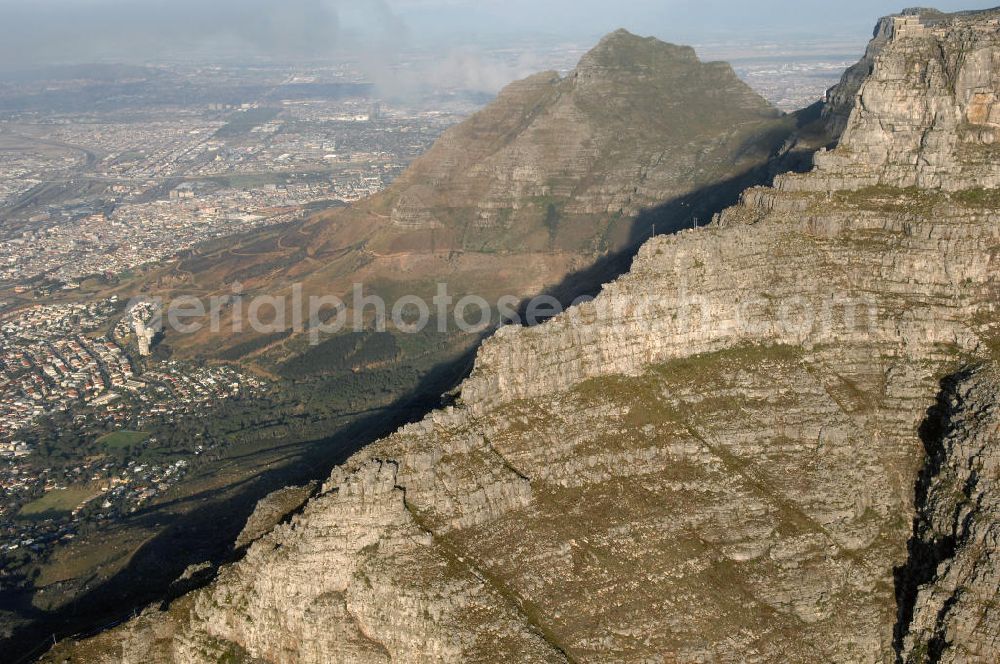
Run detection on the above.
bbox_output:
[234,483,318,550]
[897,367,1000,663]
[820,13,897,138]
[42,8,1000,664]
[785,10,1000,192]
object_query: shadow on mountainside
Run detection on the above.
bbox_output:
[5,117,825,663]
[530,136,819,314]
[892,367,977,664]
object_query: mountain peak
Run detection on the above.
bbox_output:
[581,28,699,71]
[604,27,636,40]
[900,6,944,16]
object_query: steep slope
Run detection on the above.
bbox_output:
[820,13,897,139]
[133,29,796,357]
[43,8,1000,664]
[788,9,1000,192]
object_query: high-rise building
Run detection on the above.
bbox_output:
[135,320,155,357]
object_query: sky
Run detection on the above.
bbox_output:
[396,1,998,39]
[0,0,997,70]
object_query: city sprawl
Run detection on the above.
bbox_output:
[0,296,265,576]
[0,64,471,284]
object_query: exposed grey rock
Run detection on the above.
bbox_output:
[781,9,1000,193]
[821,14,897,139]
[235,483,318,550]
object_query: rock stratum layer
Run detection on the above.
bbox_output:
[786,9,1000,192]
[45,8,1000,664]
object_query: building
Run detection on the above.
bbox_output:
[895,15,927,38]
[135,321,155,357]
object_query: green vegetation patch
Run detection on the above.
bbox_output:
[571,344,804,432]
[651,344,803,381]
[97,430,150,449]
[279,331,400,379]
[19,487,101,519]
[213,107,281,138]
[953,187,1000,209]
[831,186,944,215]
[217,329,294,361]
[832,186,1000,214]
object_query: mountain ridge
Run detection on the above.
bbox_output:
[38,9,1000,663]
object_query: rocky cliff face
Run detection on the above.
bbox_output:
[787,9,1000,192]
[820,13,897,138]
[897,367,1000,664]
[43,8,1000,664]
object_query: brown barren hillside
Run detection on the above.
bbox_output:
[120,29,803,359]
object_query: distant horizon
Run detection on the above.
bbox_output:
[1,1,997,112]
[0,1,997,70]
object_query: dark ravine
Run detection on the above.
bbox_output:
[895,365,1000,664]
[893,370,971,662]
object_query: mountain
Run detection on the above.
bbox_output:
[40,8,1000,663]
[1,30,808,660]
[128,28,798,359]
[381,30,784,240]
